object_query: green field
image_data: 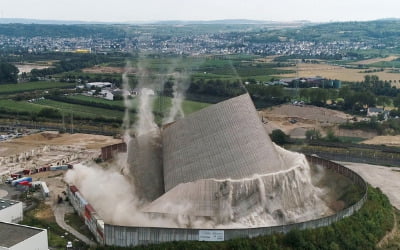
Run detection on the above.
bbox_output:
[0,94,210,123]
[68,94,210,116]
[153,96,211,116]
[0,81,75,95]
[0,99,44,113]
[34,99,125,119]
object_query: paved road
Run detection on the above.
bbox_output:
[342,162,400,210]
[52,202,96,246]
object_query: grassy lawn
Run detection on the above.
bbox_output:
[0,81,75,95]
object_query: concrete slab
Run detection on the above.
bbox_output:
[342,162,400,209]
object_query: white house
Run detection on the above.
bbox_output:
[367,107,389,120]
[100,90,114,100]
[367,107,384,117]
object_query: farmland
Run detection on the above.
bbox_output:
[0,94,210,125]
[277,62,400,85]
[34,99,125,119]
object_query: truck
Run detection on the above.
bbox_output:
[11,177,32,186]
[40,182,50,197]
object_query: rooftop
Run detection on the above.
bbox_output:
[0,222,44,248]
[0,199,19,211]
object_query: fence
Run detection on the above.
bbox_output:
[300,148,400,166]
[101,142,127,161]
[103,155,368,247]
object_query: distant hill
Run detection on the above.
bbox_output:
[0,17,311,26]
[0,18,103,25]
[0,19,400,43]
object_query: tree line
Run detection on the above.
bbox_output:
[0,62,19,84]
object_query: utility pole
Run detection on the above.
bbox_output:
[70,112,74,134]
[62,112,65,132]
[295,62,300,98]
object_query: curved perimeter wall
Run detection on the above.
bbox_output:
[103,156,368,247]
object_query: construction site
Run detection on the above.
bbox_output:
[0,132,121,211]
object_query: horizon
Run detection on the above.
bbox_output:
[1,0,400,24]
[0,17,398,25]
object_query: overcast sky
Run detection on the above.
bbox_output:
[1,0,399,23]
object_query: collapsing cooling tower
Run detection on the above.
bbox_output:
[133,94,332,226]
[127,131,164,201]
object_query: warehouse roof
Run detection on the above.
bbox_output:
[0,199,19,211]
[0,222,44,248]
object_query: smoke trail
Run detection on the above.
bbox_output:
[122,61,134,135]
[163,70,190,124]
[135,88,158,136]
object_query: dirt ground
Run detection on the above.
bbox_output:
[343,162,400,210]
[0,132,122,204]
[276,63,400,85]
[34,202,55,221]
[350,56,399,65]
[260,104,353,138]
[0,131,121,157]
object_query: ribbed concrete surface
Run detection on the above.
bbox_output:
[162,94,285,191]
[127,132,164,201]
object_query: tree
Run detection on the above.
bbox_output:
[393,93,400,110]
[376,96,391,109]
[38,108,62,119]
[325,129,339,142]
[0,62,19,83]
[305,129,321,141]
[270,129,289,145]
[299,88,310,102]
[309,88,329,106]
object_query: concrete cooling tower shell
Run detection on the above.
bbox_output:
[127,132,164,201]
[162,94,285,192]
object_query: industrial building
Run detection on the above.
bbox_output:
[85,82,112,89]
[0,199,23,224]
[0,221,48,250]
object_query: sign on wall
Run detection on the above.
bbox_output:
[198,230,224,241]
